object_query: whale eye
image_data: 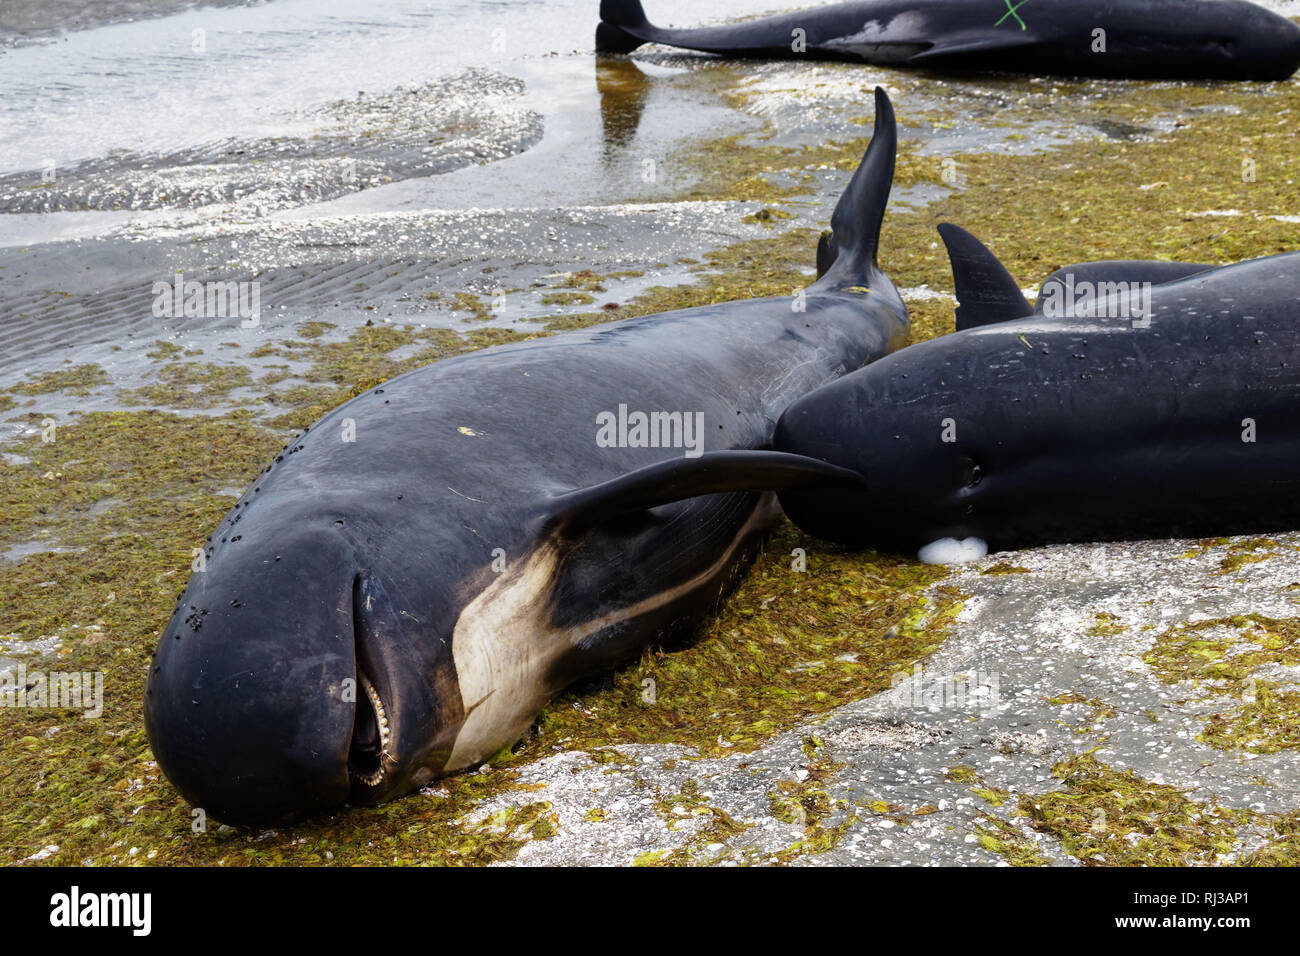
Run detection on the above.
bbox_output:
[959,457,983,488]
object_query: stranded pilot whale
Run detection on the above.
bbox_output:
[144,89,908,826]
[596,0,1300,81]
[772,223,1300,560]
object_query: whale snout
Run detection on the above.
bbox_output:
[773,376,986,553]
[772,391,880,546]
[1235,7,1300,79]
[1265,26,1300,80]
[144,538,363,826]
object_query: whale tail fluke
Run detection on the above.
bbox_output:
[937,223,1033,331]
[596,0,651,54]
[817,87,896,287]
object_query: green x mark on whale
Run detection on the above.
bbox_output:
[995,0,1029,30]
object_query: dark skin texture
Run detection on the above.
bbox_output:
[597,0,1300,80]
[776,244,1300,555]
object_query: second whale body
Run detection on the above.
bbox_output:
[597,0,1300,81]
[772,224,1300,558]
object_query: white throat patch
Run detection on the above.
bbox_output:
[446,495,780,770]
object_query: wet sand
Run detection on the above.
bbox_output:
[0,0,267,45]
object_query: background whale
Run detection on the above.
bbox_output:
[772,223,1300,558]
[144,91,908,826]
[596,0,1300,80]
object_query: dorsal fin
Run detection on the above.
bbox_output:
[816,87,896,287]
[595,0,652,53]
[547,450,865,537]
[937,223,1033,331]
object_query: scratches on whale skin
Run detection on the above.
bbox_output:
[761,357,825,415]
[447,486,486,503]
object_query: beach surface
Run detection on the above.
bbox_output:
[2,0,1299,866]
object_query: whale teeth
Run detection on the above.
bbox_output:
[349,671,391,788]
[359,672,391,750]
[352,767,384,787]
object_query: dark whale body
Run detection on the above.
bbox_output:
[597,0,1300,80]
[144,91,908,826]
[774,223,1300,556]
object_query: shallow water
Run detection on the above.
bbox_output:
[0,1,1296,385]
[1,0,1296,389]
[4,0,1298,174]
[0,0,773,175]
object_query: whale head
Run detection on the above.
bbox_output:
[144,493,468,826]
[1115,0,1300,79]
[1212,1,1300,79]
[773,358,998,557]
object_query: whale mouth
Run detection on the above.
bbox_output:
[349,573,393,790]
[348,669,391,788]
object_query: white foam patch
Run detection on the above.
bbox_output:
[835,11,928,45]
[1190,210,1300,225]
[918,537,988,566]
[898,285,956,303]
